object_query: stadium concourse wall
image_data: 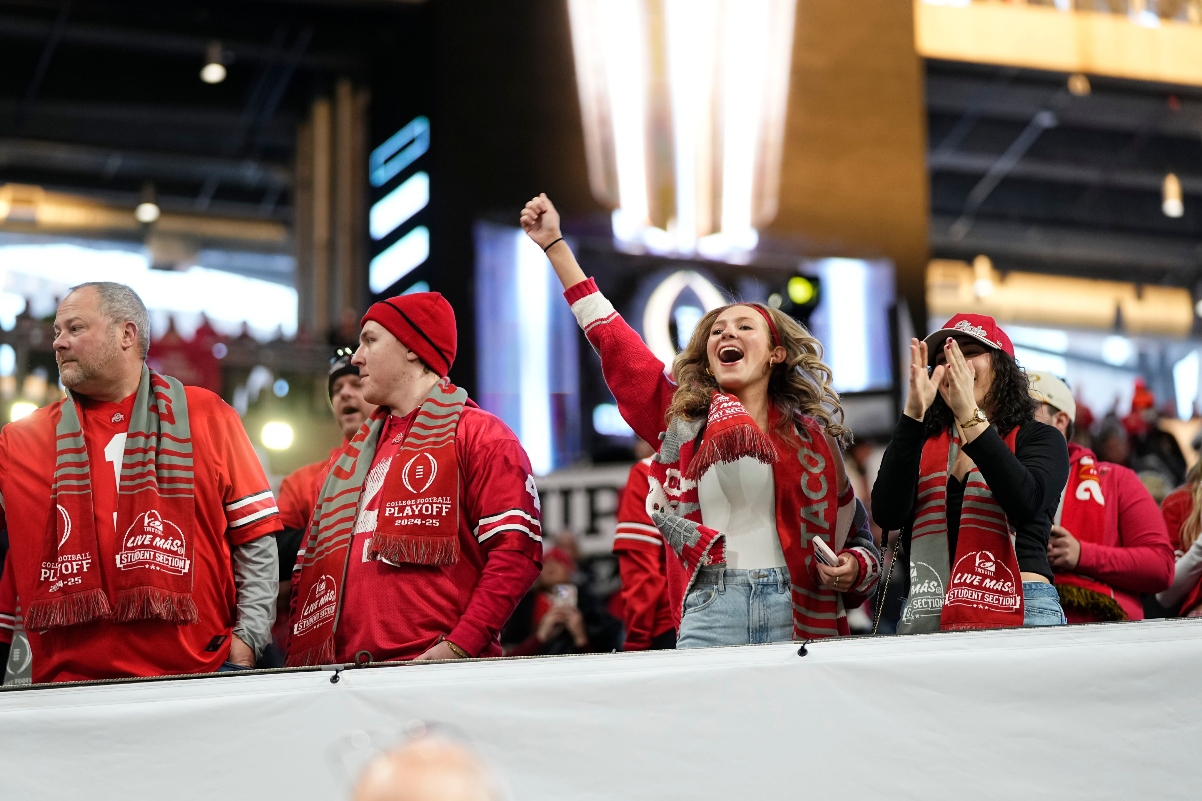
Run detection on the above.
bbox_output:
[1,620,1197,800]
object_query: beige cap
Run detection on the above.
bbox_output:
[1028,370,1076,423]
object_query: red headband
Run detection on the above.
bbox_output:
[749,305,781,347]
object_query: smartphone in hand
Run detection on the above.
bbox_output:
[812,537,839,567]
[552,583,578,608]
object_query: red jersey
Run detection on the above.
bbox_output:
[278,448,340,532]
[614,460,676,649]
[0,387,281,682]
[331,405,542,661]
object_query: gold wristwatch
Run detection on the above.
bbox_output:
[960,408,988,429]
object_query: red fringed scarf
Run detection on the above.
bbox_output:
[1055,447,1126,621]
[26,367,197,631]
[898,427,1025,633]
[288,379,466,666]
[648,393,848,639]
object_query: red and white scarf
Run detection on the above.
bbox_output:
[647,393,851,639]
[897,427,1025,633]
[1054,447,1126,621]
[288,379,466,666]
[26,367,197,631]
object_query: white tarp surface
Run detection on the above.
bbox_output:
[1,619,1199,800]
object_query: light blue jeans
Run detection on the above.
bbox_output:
[1022,581,1067,627]
[676,566,794,649]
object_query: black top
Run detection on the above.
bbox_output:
[871,415,1069,581]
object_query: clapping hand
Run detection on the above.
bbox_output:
[940,338,981,424]
[903,338,946,421]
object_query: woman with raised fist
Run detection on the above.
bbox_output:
[520,194,880,648]
[872,320,1070,632]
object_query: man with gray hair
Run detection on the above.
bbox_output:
[0,282,281,682]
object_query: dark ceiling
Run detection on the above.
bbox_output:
[0,0,419,225]
[926,58,1202,287]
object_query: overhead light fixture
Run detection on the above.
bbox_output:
[972,254,995,298]
[1067,73,1091,96]
[568,0,796,260]
[200,41,227,84]
[1163,172,1184,218]
[261,421,294,451]
[134,182,160,224]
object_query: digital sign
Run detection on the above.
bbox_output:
[368,116,431,297]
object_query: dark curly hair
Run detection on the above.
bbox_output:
[923,349,1032,439]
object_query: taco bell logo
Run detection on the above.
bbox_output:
[975,551,996,576]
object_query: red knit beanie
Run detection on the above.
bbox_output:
[361,292,457,375]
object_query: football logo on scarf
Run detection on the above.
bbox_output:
[294,574,338,636]
[116,510,191,575]
[901,561,944,623]
[401,453,438,494]
[57,504,72,547]
[945,550,1019,612]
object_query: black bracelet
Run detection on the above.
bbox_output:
[542,236,564,253]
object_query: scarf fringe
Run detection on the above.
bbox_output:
[371,534,460,567]
[286,637,336,668]
[114,587,199,625]
[1055,583,1128,622]
[684,424,777,480]
[25,589,113,630]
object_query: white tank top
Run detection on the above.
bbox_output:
[697,456,786,569]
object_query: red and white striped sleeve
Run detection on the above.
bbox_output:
[461,411,543,560]
[211,401,282,545]
[563,278,678,448]
[613,460,662,554]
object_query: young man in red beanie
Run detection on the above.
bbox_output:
[1029,371,1174,622]
[287,293,543,664]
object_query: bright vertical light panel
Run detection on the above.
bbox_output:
[370,171,429,240]
[820,259,870,392]
[369,226,429,294]
[597,0,650,238]
[516,231,552,475]
[718,0,767,244]
[665,0,718,253]
[1174,351,1200,419]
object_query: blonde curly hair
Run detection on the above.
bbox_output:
[664,302,851,447]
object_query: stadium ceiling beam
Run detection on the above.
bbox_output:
[0,99,295,148]
[929,150,1202,196]
[930,213,1202,279]
[0,12,355,71]
[927,72,1202,141]
[0,137,293,190]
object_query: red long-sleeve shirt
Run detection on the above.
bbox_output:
[1063,444,1174,621]
[296,404,543,662]
[614,460,675,650]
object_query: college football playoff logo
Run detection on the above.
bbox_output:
[401,453,438,494]
[57,504,72,548]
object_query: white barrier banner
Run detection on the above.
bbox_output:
[1,619,1198,800]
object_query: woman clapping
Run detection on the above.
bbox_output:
[872,321,1069,632]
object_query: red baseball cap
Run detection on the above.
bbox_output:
[924,313,1014,365]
